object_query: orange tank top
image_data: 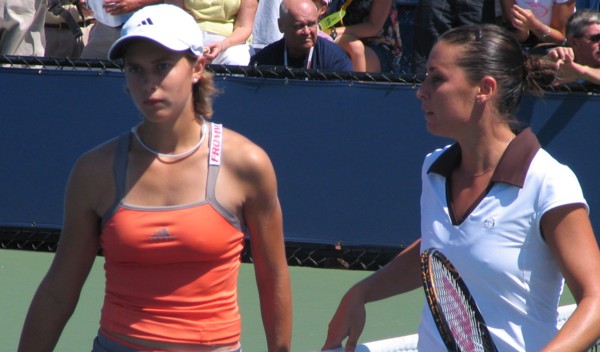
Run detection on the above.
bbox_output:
[99,123,245,345]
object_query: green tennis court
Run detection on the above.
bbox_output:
[1,249,576,351]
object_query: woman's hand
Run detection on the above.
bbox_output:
[203,40,229,61]
[322,289,367,352]
[510,4,537,41]
[511,4,539,31]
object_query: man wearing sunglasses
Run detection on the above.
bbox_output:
[547,8,600,85]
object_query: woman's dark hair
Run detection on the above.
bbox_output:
[438,24,554,126]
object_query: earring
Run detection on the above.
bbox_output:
[193,78,198,83]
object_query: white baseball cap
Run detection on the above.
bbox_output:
[108,4,204,60]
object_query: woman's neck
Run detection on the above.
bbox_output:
[458,129,516,176]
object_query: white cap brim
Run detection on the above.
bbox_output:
[108,31,198,60]
[106,4,204,60]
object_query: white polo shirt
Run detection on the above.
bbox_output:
[417,128,588,351]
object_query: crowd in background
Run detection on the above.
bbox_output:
[1,0,599,76]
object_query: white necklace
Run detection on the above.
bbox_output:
[132,118,207,159]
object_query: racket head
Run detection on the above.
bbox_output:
[420,248,497,352]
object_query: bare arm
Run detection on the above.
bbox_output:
[103,0,164,16]
[498,0,513,24]
[322,238,422,352]
[565,63,600,84]
[204,0,258,60]
[18,155,102,351]
[333,0,392,39]
[547,47,600,85]
[509,1,574,44]
[230,0,258,46]
[546,1,575,43]
[541,204,600,351]
[242,144,292,352]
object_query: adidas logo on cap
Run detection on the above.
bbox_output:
[107,4,204,60]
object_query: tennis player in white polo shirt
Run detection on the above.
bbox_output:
[323,24,600,352]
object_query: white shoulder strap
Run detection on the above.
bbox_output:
[209,122,223,166]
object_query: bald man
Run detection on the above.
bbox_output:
[250,0,352,71]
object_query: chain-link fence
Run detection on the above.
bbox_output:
[0,226,403,270]
[2,55,599,94]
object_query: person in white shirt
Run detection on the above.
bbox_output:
[323,24,600,352]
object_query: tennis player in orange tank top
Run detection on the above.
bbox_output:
[18,5,292,352]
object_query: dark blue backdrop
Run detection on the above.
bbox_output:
[1,67,599,247]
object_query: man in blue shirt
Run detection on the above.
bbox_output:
[250,0,353,71]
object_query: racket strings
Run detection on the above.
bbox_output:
[432,259,489,352]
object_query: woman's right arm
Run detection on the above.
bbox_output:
[203,0,258,61]
[18,154,103,352]
[541,204,600,351]
[334,0,392,39]
[322,238,422,352]
[507,1,575,44]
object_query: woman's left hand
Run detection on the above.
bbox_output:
[204,40,229,61]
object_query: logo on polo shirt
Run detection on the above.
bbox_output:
[483,218,495,229]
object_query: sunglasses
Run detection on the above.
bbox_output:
[582,33,600,43]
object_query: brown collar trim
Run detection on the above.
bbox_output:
[427,128,541,188]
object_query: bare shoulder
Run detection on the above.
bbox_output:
[221,128,275,178]
[67,137,121,212]
[72,137,120,181]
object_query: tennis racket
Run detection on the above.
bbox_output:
[421,248,497,352]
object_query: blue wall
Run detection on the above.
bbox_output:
[1,67,599,247]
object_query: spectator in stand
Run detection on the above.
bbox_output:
[250,0,336,54]
[313,0,334,42]
[323,0,402,73]
[176,0,257,65]
[251,0,283,53]
[44,0,95,57]
[0,0,46,56]
[250,0,353,71]
[500,0,575,52]
[412,0,496,75]
[81,0,162,59]
[546,8,600,85]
